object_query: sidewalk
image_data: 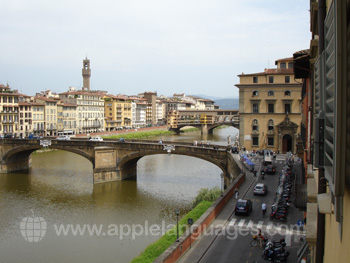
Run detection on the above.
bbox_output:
[177,154,258,263]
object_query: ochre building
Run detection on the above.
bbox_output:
[235,57,302,153]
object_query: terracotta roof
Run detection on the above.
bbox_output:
[293,49,310,55]
[35,96,58,103]
[238,68,294,77]
[19,102,32,106]
[59,90,106,96]
[105,94,129,100]
[275,57,293,63]
[31,102,45,106]
[62,103,77,107]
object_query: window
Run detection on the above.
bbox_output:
[252,119,259,131]
[268,119,274,131]
[268,90,274,96]
[252,103,259,113]
[284,90,291,96]
[285,76,290,83]
[253,77,258,83]
[285,103,291,114]
[269,76,274,83]
[268,137,274,146]
[268,103,274,113]
[252,136,259,146]
[288,62,293,68]
[252,90,259,96]
[280,62,286,69]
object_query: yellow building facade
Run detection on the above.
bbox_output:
[0,84,19,137]
[104,95,132,131]
[235,58,302,153]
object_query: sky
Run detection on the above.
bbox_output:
[0,0,310,99]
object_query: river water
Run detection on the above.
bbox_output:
[0,127,238,263]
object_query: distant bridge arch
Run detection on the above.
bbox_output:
[167,109,239,134]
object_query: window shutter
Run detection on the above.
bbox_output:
[324,1,336,193]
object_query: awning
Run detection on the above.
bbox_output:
[246,159,255,166]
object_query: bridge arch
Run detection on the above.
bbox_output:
[2,146,95,168]
[118,150,228,178]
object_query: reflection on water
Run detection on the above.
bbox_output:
[0,127,238,263]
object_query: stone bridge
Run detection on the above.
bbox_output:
[0,139,240,185]
[167,110,239,134]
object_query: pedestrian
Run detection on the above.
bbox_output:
[262,202,267,216]
[234,189,239,200]
[298,157,301,166]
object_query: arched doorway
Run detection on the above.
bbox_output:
[282,134,293,153]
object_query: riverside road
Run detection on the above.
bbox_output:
[177,153,305,263]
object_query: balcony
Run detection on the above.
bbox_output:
[83,124,102,129]
[2,120,18,124]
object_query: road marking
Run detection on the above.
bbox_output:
[238,219,245,227]
[228,218,237,227]
[285,233,292,246]
[247,220,254,228]
[266,223,273,231]
[256,221,263,229]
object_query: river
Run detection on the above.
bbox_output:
[0,127,238,263]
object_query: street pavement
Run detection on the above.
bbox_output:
[177,152,305,263]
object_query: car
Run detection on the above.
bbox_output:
[4,134,13,139]
[265,164,276,174]
[231,146,239,154]
[234,199,253,215]
[264,154,273,165]
[56,135,70,140]
[89,136,103,142]
[253,183,268,195]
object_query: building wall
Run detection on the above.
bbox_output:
[104,96,132,131]
[32,104,45,136]
[0,88,19,137]
[236,61,302,152]
[323,188,350,262]
[19,103,33,137]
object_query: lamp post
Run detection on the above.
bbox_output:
[220,173,224,196]
[175,208,180,242]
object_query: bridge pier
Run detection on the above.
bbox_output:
[201,124,208,135]
[93,146,137,183]
[93,147,118,183]
[0,157,32,173]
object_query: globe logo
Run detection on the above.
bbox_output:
[20,210,47,242]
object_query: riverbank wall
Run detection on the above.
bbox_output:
[153,170,245,263]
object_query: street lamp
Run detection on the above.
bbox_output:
[175,208,180,242]
[220,173,224,196]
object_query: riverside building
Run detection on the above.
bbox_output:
[235,57,302,153]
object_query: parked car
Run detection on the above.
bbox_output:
[231,146,239,154]
[89,137,103,142]
[265,164,276,174]
[4,134,13,139]
[56,135,70,140]
[253,183,268,195]
[234,199,253,215]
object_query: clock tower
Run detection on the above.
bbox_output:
[82,57,91,91]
